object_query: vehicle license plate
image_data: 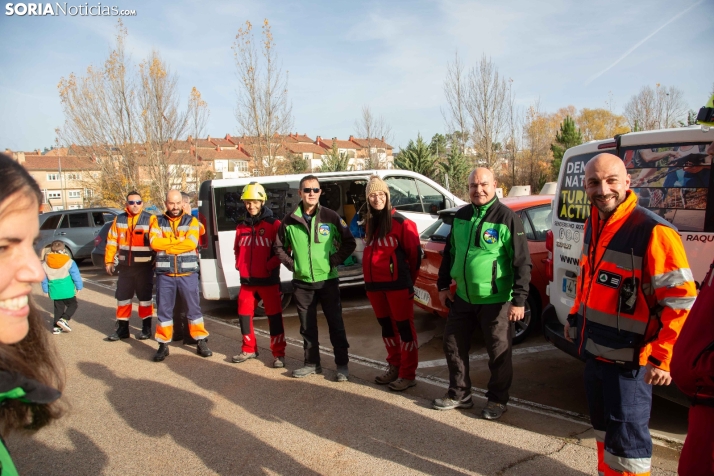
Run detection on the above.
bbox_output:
[413,286,430,306]
[563,277,577,299]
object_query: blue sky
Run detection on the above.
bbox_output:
[1,0,712,152]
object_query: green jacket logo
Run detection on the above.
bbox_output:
[483,229,498,244]
[318,224,330,236]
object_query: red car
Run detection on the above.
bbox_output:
[414,195,553,344]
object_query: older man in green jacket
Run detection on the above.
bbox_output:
[434,168,531,420]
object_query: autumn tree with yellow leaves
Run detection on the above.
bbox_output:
[57,20,209,206]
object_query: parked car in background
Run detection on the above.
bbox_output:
[36,208,121,261]
[413,195,554,344]
[91,221,114,268]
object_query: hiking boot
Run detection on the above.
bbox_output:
[136,320,152,340]
[52,326,62,335]
[105,321,129,341]
[389,378,417,392]
[432,394,474,411]
[196,339,213,358]
[273,357,285,368]
[57,318,72,333]
[374,365,399,385]
[336,365,349,382]
[481,401,507,420]
[292,365,322,378]
[153,343,170,362]
[232,351,258,363]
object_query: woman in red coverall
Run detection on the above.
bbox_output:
[363,175,422,391]
[232,182,286,368]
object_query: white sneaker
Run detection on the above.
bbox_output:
[52,327,62,335]
[57,318,72,333]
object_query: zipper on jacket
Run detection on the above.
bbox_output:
[307,216,315,282]
[249,222,255,278]
[579,213,613,355]
[491,260,498,294]
[461,212,478,302]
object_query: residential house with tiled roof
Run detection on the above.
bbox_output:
[348,135,394,169]
[9,151,100,210]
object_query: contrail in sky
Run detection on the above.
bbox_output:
[585,0,704,86]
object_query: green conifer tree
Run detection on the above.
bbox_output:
[550,116,583,177]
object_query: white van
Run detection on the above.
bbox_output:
[197,170,465,306]
[542,125,714,404]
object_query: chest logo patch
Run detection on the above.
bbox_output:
[483,229,498,244]
[259,228,265,236]
[596,271,622,289]
[318,224,330,236]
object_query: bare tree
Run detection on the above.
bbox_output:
[503,78,520,188]
[57,21,202,206]
[442,51,469,154]
[138,51,193,204]
[466,55,509,168]
[233,19,293,175]
[354,105,393,169]
[188,86,210,186]
[57,20,141,205]
[624,84,688,131]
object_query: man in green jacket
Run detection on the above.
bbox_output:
[434,168,531,420]
[275,175,356,381]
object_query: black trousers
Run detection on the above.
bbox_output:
[53,297,78,324]
[443,296,513,404]
[292,279,349,366]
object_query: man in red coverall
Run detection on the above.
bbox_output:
[231,182,286,368]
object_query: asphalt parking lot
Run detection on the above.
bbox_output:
[13,261,686,474]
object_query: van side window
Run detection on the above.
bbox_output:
[384,177,422,213]
[59,215,69,229]
[624,142,711,232]
[415,180,446,214]
[40,214,62,231]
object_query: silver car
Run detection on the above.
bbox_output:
[36,208,121,261]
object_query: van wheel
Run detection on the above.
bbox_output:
[255,292,292,317]
[512,294,539,345]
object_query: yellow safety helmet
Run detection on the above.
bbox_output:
[696,93,714,128]
[241,182,267,201]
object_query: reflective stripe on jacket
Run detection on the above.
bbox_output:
[569,191,696,371]
[105,209,155,267]
[149,212,200,276]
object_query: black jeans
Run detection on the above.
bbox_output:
[292,279,349,366]
[443,296,513,404]
[53,297,78,324]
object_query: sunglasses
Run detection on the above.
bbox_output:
[127,200,143,205]
[302,187,320,194]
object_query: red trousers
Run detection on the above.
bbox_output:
[237,284,285,358]
[679,404,714,476]
[367,289,418,380]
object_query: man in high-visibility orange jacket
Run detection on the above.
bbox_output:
[564,153,696,476]
[104,191,155,341]
[149,189,211,362]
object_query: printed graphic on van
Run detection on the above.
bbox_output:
[556,152,598,223]
[625,143,711,232]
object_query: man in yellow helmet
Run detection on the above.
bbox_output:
[231,182,286,368]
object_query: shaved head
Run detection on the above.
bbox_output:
[165,189,184,217]
[468,168,497,206]
[584,153,630,220]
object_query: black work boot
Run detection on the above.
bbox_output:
[196,339,213,358]
[153,343,170,362]
[105,321,130,341]
[136,318,152,340]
